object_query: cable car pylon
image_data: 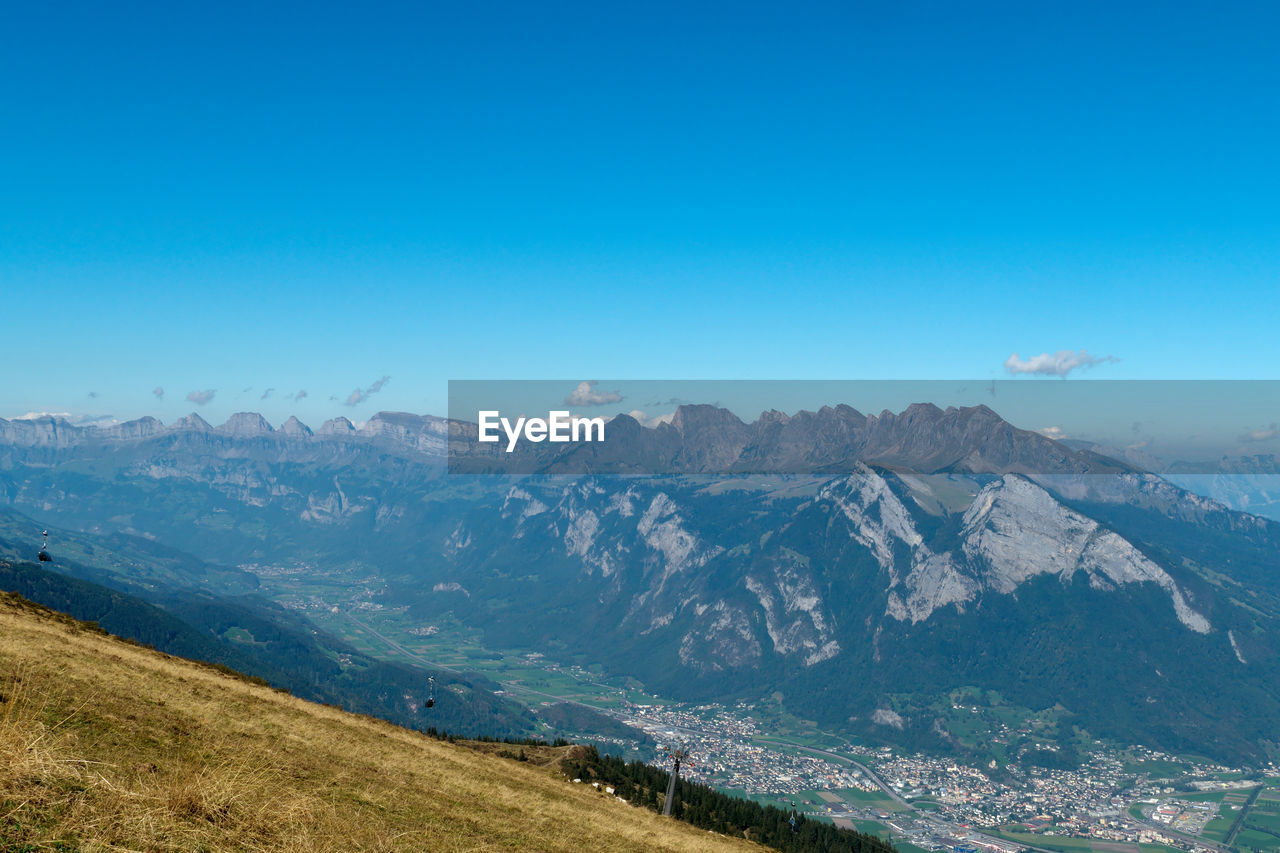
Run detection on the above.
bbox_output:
[661,744,690,817]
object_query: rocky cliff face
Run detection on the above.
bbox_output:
[453,467,1222,680]
[961,475,1210,632]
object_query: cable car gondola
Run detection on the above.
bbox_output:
[37,529,52,562]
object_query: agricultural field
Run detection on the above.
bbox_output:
[1121,759,1190,778]
[1235,786,1280,853]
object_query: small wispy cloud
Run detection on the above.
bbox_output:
[261,388,275,400]
[12,412,119,426]
[291,389,308,401]
[565,380,623,407]
[153,386,165,400]
[1036,426,1067,440]
[186,389,216,406]
[73,413,119,426]
[625,409,675,428]
[14,411,73,421]
[1241,423,1279,443]
[1004,349,1118,378]
[345,375,390,407]
[88,391,99,399]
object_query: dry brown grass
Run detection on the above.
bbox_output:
[0,593,759,852]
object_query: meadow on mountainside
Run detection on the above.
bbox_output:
[0,590,762,853]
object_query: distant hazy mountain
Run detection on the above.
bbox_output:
[1063,438,1280,522]
[1163,455,1280,521]
[2,404,1278,763]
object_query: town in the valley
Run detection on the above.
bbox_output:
[606,700,1280,853]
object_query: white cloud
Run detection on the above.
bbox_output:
[10,412,119,426]
[346,375,390,407]
[1004,349,1118,377]
[73,414,120,426]
[186,389,216,405]
[624,409,675,428]
[261,388,275,400]
[1036,426,1067,440]
[13,411,73,421]
[565,380,623,406]
[1241,423,1279,443]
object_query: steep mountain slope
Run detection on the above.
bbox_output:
[0,504,261,593]
[0,555,536,738]
[0,592,759,853]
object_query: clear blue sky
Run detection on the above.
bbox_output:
[2,1,1278,427]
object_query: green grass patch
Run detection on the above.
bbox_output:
[1179,790,1233,804]
[1245,812,1280,834]
[1122,760,1188,777]
[1200,812,1236,842]
[1236,828,1280,852]
[852,820,891,837]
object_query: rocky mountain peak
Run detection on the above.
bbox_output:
[279,415,313,437]
[317,416,356,435]
[170,413,213,432]
[99,416,166,441]
[217,412,274,436]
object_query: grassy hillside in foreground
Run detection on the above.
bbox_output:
[0,592,760,853]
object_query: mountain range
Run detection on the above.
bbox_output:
[2,403,1277,765]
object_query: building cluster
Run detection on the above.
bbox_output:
[607,700,1279,853]
[617,702,863,794]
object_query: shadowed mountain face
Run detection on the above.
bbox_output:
[2,404,1278,763]
[0,553,537,739]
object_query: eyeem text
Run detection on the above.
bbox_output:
[477,410,606,452]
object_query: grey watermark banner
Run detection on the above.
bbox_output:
[446,379,1280,479]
